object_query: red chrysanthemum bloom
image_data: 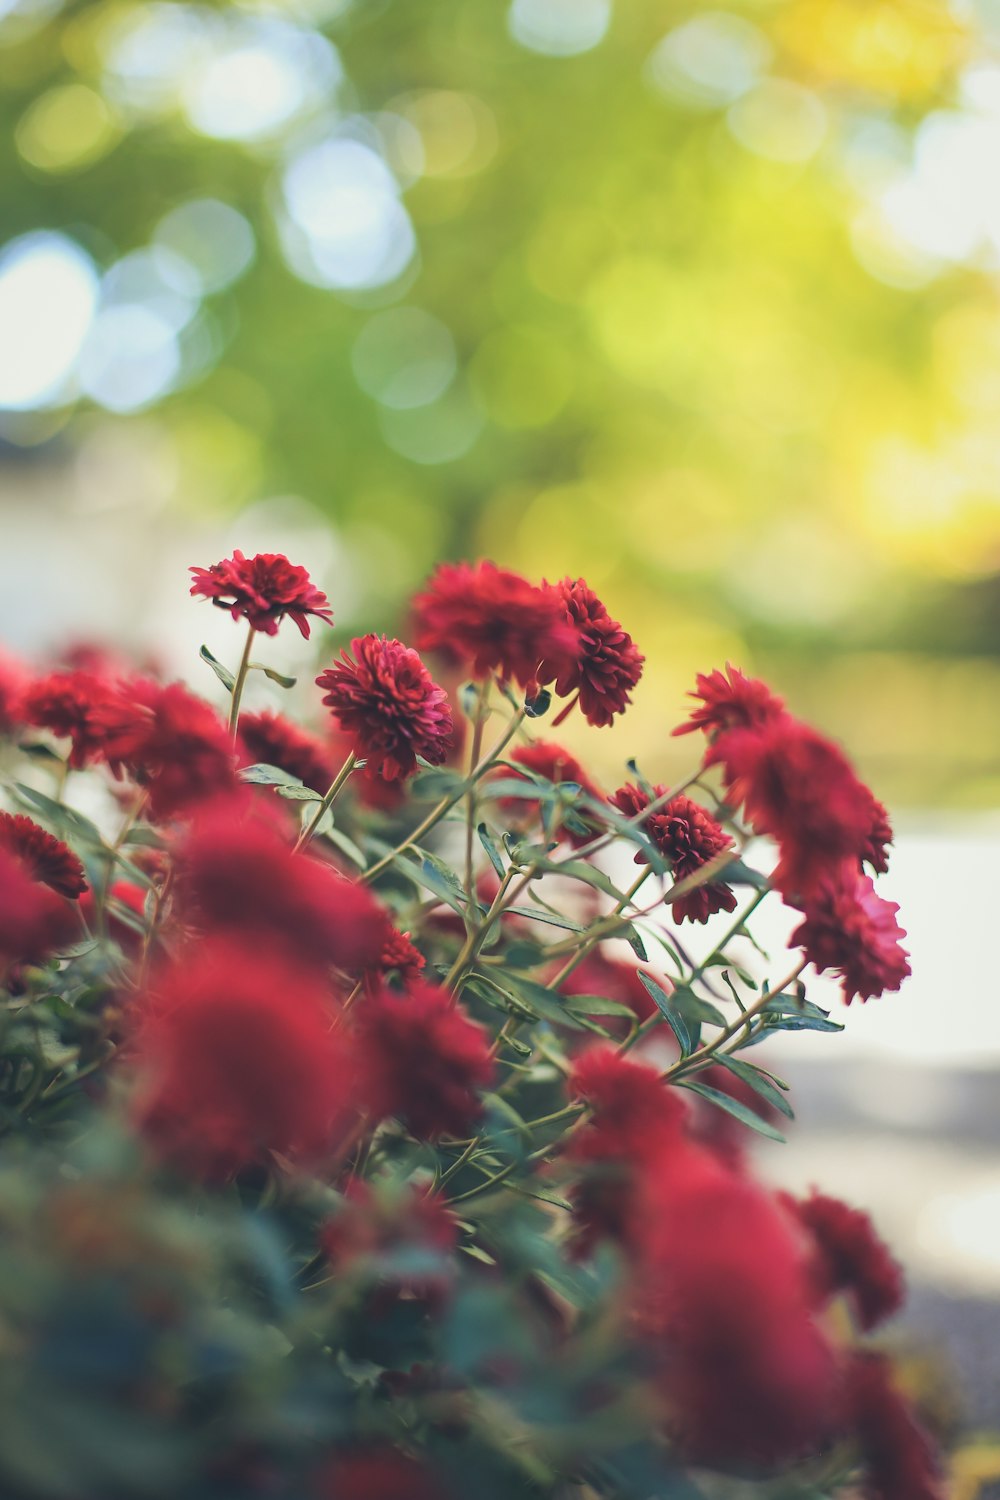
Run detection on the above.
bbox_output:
[96,680,239,820]
[710,716,878,900]
[130,941,354,1179]
[791,870,911,1004]
[316,635,453,782]
[238,709,337,795]
[0,813,87,898]
[788,1190,905,1332]
[861,793,894,876]
[0,848,77,966]
[365,926,425,989]
[175,802,388,972]
[189,550,333,639]
[315,1448,448,1500]
[538,577,644,728]
[354,981,494,1140]
[494,740,603,847]
[0,648,27,735]
[673,662,786,740]
[609,784,736,923]
[412,560,577,692]
[638,1151,840,1468]
[846,1352,945,1500]
[21,669,125,770]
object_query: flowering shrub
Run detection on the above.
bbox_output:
[0,552,942,1500]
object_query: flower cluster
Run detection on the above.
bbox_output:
[0,550,944,1500]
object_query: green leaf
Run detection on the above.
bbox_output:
[10,784,105,852]
[199,643,235,692]
[482,776,558,802]
[275,783,322,802]
[758,994,845,1035]
[16,741,64,763]
[249,662,297,688]
[667,984,727,1028]
[563,994,638,1017]
[477,822,505,878]
[713,1055,794,1118]
[622,923,648,961]
[638,972,693,1055]
[677,1080,786,1142]
[537,859,626,902]
[239,762,303,787]
[501,974,599,1032]
[410,767,466,799]
[720,857,768,888]
[504,906,584,932]
[394,849,475,916]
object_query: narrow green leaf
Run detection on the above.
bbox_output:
[563,994,637,1017]
[713,1055,794,1118]
[720,857,768,889]
[482,776,558,802]
[638,972,693,1055]
[504,906,584,932]
[17,741,64,763]
[622,923,648,961]
[199,643,235,692]
[275,783,322,802]
[410,768,466,799]
[249,662,297,688]
[667,984,727,1028]
[678,1081,786,1142]
[477,822,505,878]
[503,974,599,1032]
[11,784,105,851]
[545,859,627,901]
[239,762,303,787]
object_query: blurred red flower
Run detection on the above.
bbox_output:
[0,848,77,966]
[413,560,577,692]
[238,709,337,795]
[787,1190,904,1331]
[21,669,124,770]
[96,680,239,820]
[673,662,785,740]
[316,635,453,782]
[846,1352,945,1500]
[495,739,603,847]
[189,550,333,638]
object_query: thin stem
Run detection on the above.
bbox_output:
[294,752,357,854]
[361,705,528,885]
[660,960,806,1083]
[689,887,768,982]
[228,622,256,739]
[548,867,652,992]
[442,866,518,991]
[464,684,489,903]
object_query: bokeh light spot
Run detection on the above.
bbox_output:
[727,79,827,162]
[182,21,339,142]
[0,232,98,409]
[379,381,484,464]
[507,0,611,58]
[154,199,255,294]
[469,325,574,428]
[16,84,120,174]
[390,90,498,178]
[647,12,771,109]
[352,307,457,409]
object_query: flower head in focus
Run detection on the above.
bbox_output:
[316,635,453,782]
[791,870,911,1003]
[413,560,577,692]
[673,663,785,740]
[609,784,736,923]
[0,813,87,898]
[539,577,644,727]
[189,551,333,638]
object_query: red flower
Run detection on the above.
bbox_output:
[0,813,87,898]
[96,680,239,820]
[315,1448,447,1500]
[788,1191,904,1331]
[495,740,603,847]
[639,1151,840,1467]
[710,716,877,900]
[354,981,494,1139]
[130,941,353,1179]
[791,870,911,1003]
[846,1352,945,1500]
[538,577,644,727]
[672,662,786,740]
[0,848,76,965]
[862,793,894,875]
[238,709,337,795]
[21,669,124,769]
[321,1180,457,1297]
[316,636,453,782]
[175,802,388,972]
[0,648,27,734]
[412,560,577,692]
[366,927,425,989]
[609,784,736,923]
[189,550,333,639]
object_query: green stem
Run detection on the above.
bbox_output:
[294,752,357,854]
[547,866,652,991]
[689,886,768,983]
[660,959,806,1083]
[228,622,256,739]
[464,684,489,905]
[443,866,518,991]
[361,705,528,885]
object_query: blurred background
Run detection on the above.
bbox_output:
[2,0,1000,1460]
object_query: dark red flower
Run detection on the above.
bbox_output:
[861,793,894,875]
[0,813,87,898]
[315,1448,447,1500]
[846,1352,945,1500]
[609,784,736,923]
[189,550,333,638]
[354,981,494,1140]
[412,560,577,692]
[96,680,239,820]
[238,709,337,795]
[639,1150,840,1467]
[365,926,425,989]
[709,716,877,900]
[175,802,388,972]
[21,669,124,770]
[321,1180,457,1297]
[0,848,77,966]
[788,1190,905,1331]
[790,870,911,1004]
[494,739,603,847]
[672,662,786,740]
[0,648,27,734]
[316,635,453,782]
[538,577,644,727]
[130,941,353,1179]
